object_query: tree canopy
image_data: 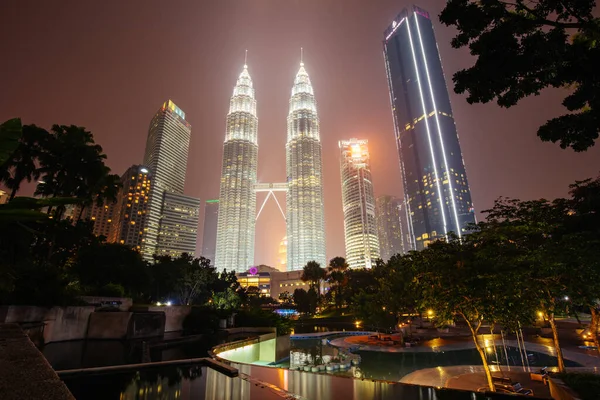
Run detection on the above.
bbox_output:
[440,0,600,151]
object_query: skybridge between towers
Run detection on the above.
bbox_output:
[255,183,287,222]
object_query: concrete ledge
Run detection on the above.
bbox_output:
[0,323,74,400]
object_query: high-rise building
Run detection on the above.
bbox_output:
[141,100,192,260]
[156,192,200,258]
[202,199,219,264]
[383,6,476,250]
[375,195,405,261]
[215,64,258,272]
[339,139,380,269]
[110,165,151,251]
[286,60,326,271]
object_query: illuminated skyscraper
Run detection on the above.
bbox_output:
[141,100,192,260]
[375,195,405,261]
[286,59,326,271]
[215,64,258,272]
[110,165,151,251]
[339,139,380,269]
[202,199,219,264]
[383,6,476,250]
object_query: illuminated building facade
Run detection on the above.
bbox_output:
[375,195,405,261]
[383,6,475,249]
[339,139,380,269]
[215,64,258,272]
[156,192,200,258]
[110,165,151,251]
[286,60,326,271]
[141,100,192,260]
[201,199,219,264]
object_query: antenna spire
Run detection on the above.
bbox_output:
[300,47,304,66]
[244,49,248,68]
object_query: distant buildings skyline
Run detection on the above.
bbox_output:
[383,6,476,250]
[339,139,380,269]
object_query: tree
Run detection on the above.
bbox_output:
[0,122,49,200]
[151,254,217,305]
[212,287,241,316]
[301,261,326,295]
[73,242,151,300]
[293,287,318,315]
[35,125,120,219]
[440,0,600,151]
[326,257,349,309]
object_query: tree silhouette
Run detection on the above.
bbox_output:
[440,0,600,151]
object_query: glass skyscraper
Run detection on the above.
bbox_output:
[141,100,193,260]
[383,6,475,250]
[215,64,258,272]
[339,139,380,269]
[286,60,326,271]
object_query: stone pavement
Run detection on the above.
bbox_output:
[0,323,74,400]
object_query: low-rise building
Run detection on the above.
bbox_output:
[236,265,328,300]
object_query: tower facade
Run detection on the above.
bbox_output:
[202,199,219,264]
[141,100,192,260]
[383,6,476,250]
[286,61,326,271]
[215,65,258,272]
[339,139,380,269]
[375,195,405,261]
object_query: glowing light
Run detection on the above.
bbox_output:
[166,301,172,306]
[249,266,258,275]
[156,302,162,306]
[427,309,433,316]
[140,168,149,173]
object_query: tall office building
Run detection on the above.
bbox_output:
[156,192,200,258]
[110,165,151,251]
[141,100,192,260]
[375,195,405,261]
[215,64,258,272]
[339,139,380,269]
[383,6,476,249]
[286,60,326,271]
[202,199,219,264]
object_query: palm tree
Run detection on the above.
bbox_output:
[35,125,120,219]
[327,256,349,309]
[301,261,326,294]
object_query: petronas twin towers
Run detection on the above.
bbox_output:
[215,59,326,273]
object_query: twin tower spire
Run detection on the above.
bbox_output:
[215,53,326,273]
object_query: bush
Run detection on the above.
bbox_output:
[182,306,221,334]
[235,308,293,336]
[557,373,600,400]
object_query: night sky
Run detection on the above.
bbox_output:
[1,0,599,267]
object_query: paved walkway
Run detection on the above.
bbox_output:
[0,324,74,400]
